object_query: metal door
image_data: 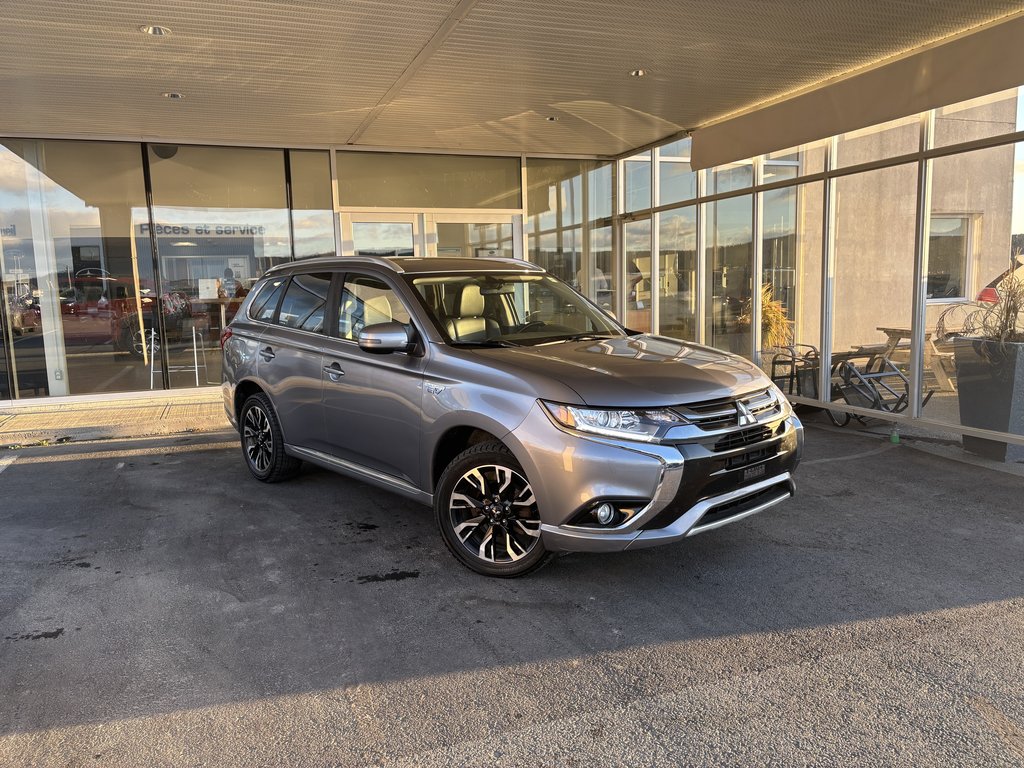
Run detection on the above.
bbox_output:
[320,271,425,486]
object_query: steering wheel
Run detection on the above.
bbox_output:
[517,319,547,332]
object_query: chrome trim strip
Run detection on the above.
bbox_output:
[686,486,793,536]
[286,445,432,504]
[627,472,793,548]
[540,471,794,552]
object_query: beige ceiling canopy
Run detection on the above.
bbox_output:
[0,1,1023,157]
[689,12,1024,170]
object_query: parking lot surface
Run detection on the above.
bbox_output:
[1,423,1023,766]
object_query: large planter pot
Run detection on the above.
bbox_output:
[954,339,1024,462]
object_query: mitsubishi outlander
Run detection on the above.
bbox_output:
[221,256,802,577]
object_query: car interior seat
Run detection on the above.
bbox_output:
[445,284,499,342]
[362,294,393,326]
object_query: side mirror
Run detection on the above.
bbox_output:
[358,321,412,354]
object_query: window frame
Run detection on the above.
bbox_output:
[331,270,421,349]
[926,213,975,304]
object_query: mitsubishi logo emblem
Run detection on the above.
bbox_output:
[736,401,757,426]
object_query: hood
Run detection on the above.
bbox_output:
[471,334,769,407]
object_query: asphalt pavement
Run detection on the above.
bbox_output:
[0,423,1023,766]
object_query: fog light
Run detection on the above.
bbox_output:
[594,503,616,525]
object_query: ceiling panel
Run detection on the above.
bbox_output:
[1,0,1022,154]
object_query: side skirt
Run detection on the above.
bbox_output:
[285,444,433,506]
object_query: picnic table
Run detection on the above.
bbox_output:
[860,326,956,392]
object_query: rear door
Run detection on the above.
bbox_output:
[255,271,333,452]
[320,271,425,485]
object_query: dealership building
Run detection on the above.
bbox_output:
[2,2,1024,457]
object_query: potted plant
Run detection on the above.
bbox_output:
[936,263,1024,461]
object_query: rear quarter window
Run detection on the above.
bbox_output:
[277,273,332,332]
[248,278,288,323]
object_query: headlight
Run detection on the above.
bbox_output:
[768,381,792,413]
[541,401,681,442]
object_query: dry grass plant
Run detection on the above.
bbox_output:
[739,283,793,350]
[937,255,1024,363]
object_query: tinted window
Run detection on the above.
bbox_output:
[338,274,412,340]
[277,273,332,332]
[250,277,288,322]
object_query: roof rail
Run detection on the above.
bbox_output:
[484,257,545,272]
[264,254,406,275]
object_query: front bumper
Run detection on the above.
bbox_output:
[507,402,803,553]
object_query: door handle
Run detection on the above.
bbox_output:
[259,346,276,361]
[323,362,345,380]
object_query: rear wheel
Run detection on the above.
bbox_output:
[435,442,552,578]
[239,393,301,482]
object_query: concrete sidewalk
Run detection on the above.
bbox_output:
[0,390,229,447]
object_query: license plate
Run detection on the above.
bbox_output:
[743,464,766,481]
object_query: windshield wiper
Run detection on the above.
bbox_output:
[449,339,520,348]
[535,333,618,345]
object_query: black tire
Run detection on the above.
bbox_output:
[435,441,552,578]
[239,393,302,483]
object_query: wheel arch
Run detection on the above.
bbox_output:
[431,424,505,490]
[233,379,267,426]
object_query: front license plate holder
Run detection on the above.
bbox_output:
[743,464,766,482]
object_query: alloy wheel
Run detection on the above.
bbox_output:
[449,464,541,564]
[243,405,274,473]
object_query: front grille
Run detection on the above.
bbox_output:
[675,387,782,431]
[714,425,772,452]
[640,427,800,532]
[725,446,773,470]
[692,485,790,530]
[675,396,739,429]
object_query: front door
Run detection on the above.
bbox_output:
[321,271,425,486]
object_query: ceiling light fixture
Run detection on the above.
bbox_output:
[140,24,171,36]
[162,91,185,100]
[545,116,559,122]
[630,69,647,77]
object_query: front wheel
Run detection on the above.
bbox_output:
[435,442,552,578]
[239,393,302,483]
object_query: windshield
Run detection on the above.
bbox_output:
[409,272,626,347]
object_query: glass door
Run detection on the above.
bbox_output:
[426,213,519,259]
[339,213,421,258]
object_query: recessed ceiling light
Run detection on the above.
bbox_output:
[140,24,171,36]
[162,92,185,100]
[630,69,647,77]
[545,116,559,122]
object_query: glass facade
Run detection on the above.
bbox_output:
[0,142,523,399]
[0,140,153,398]
[611,84,1024,454]
[524,158,616,316]
[148,144,294,388]
[3,80,1024,455]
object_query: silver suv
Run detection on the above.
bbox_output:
[221,256,803,577]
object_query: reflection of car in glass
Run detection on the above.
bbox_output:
[977,254,1024,303]
[57,272,194,356]
[223,256,803,578]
